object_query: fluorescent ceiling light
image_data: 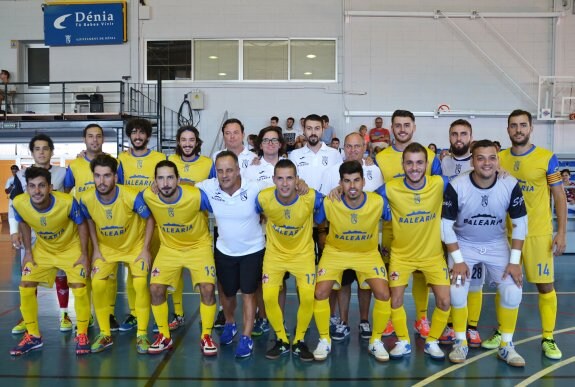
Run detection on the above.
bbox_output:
[306,54,316,59]
[304,72,312,75]
[209,56,218,59]
[218,72,227,76]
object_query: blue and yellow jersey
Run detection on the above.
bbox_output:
[375,145,441,183]
[13,191,84,257]
[79,185,151,260]
[64,156,96,195]
[316,192,386,254]
[499,145,562,236]
[168,154,215,185]
[379,175,447,261]
[141,185,212,250]
[117,149,166,189]
[256,187,323,256]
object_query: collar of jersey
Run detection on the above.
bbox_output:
[403,176,427,191]
[181,154,199,163]
[130,149,152,158]
[159,185,183,204]
[274,189,299,206]
[469,172,498,190]
[341,192,367,210]
[509,144,536,157]
[31,193,56,213]
[96,186,120,205]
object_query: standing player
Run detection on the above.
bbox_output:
[64,123,105,195]
[10,167,91,356]
[379,143,451,360]
[439,119,484,347]
[9,134,71,334]
[312,160,392,362]
[169,125,214,185]
[116,118,165,333]
[141,160,217,356]
[442,140,527,366]
[375,110,442,338]
[495,109,567,360]
[79,154,154,354]
[320,132,384,341]
[256,159,323,361]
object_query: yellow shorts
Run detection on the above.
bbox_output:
[381,220,392,264]
[91,252,149,280]
[522,235,554,284]
[150,244,215,291]
[262,251,316,289]
[317,250,387,290]
[388,256,449,288]
[21,254,87,288]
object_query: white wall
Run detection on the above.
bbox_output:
[0,0,574,155]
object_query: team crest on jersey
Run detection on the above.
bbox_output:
[414,194,421,204]
[151,267,160,277]
[168,207,174,217]
[184,164,190,172]
[351,213,358,224]
[284,209,291,219]
[40,217,47,227]
[317,268,326,277]
[513,161,520,171]
[481,195,488,207]
[322,156,328,166]
[390,271,399,281]
[242,159,249,169]
[240,190,248,201]
[106,209,113,220]
[455,164,462,175]
[262,273,269,284]
[91,267,100,276]
[137,160,143,169]
[22,266,32,276]
[366,170,372,180]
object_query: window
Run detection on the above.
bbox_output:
[290,40,336,81]
[243,40,288,81]
[194,40,239,81]
[146,41,191,81]
[28,47,50,86]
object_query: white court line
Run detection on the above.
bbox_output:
[515,356,575,386]
[412,326,575,387]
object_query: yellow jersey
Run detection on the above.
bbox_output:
[64,156,96,195]
[117,149,166,189]
[376,145,441,183]
[168,154,215,185]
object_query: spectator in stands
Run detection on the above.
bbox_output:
[369,117,391,150]
[283,117,298,153]
[561,169,575,205]
[493,141,502,152]
[330,138,342,154]
[248,134,259,153]
[428,143,438,154]
[4,164,19,195]
[0,69,15,114]
[320,115,335,144]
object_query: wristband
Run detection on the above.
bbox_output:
[450,249,464,264]
[509,249,522,265]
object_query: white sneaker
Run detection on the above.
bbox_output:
[498,343,525,367]
[389,340,412,359]
[368,339,389,362]
[448,340,468,363]
[424,340,445,360]
[313,338,331,361]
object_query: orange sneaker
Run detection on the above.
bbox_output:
[382,320,395,337]
[414,317,430,339]
[466,328,482,348]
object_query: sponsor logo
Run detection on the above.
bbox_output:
[390,271,399,281]
[262,274,269,284]
[317,268,326,277]
[151,268,160,277]
[22,266,32,276]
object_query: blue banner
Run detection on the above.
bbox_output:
[44,2,127,46]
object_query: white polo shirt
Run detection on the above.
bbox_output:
[196,177,265,256]
[212,147,256,177]
[288,142,343,190]
[244,157,276,189]
[319,160,384,195]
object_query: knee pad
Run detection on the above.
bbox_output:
[450,282,470,309]
[498,283,522,309]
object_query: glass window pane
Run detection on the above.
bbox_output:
[194,40,239,81]
[146,41,191,81]
[243,40,288,80]
[290,40,336,81]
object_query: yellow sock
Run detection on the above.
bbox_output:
[370,299,391,343]
[92,279,111,336]
[412,272,429,319]
[263,285,288,342]
[126,270,136,316]
[293,285,315,343]
[72,286,90,335]
[467,290,483,327]
[107,270,118,317]
[391,306,409,342]
[539,290,557,339]
[132,276,150,336]
[200,302,216,337]
[20,287,40,337]
[452,306,468,336]
[427,307,451,343]
[495,292,501,328]
[151,301,170,338]
[172,274,185,316]
[499,306,519,336]
[313,298,331,340]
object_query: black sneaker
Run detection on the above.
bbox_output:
[214,309,225,329]
[110,315,119,332]
[265,339,290,360]
[292,340,314,362]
